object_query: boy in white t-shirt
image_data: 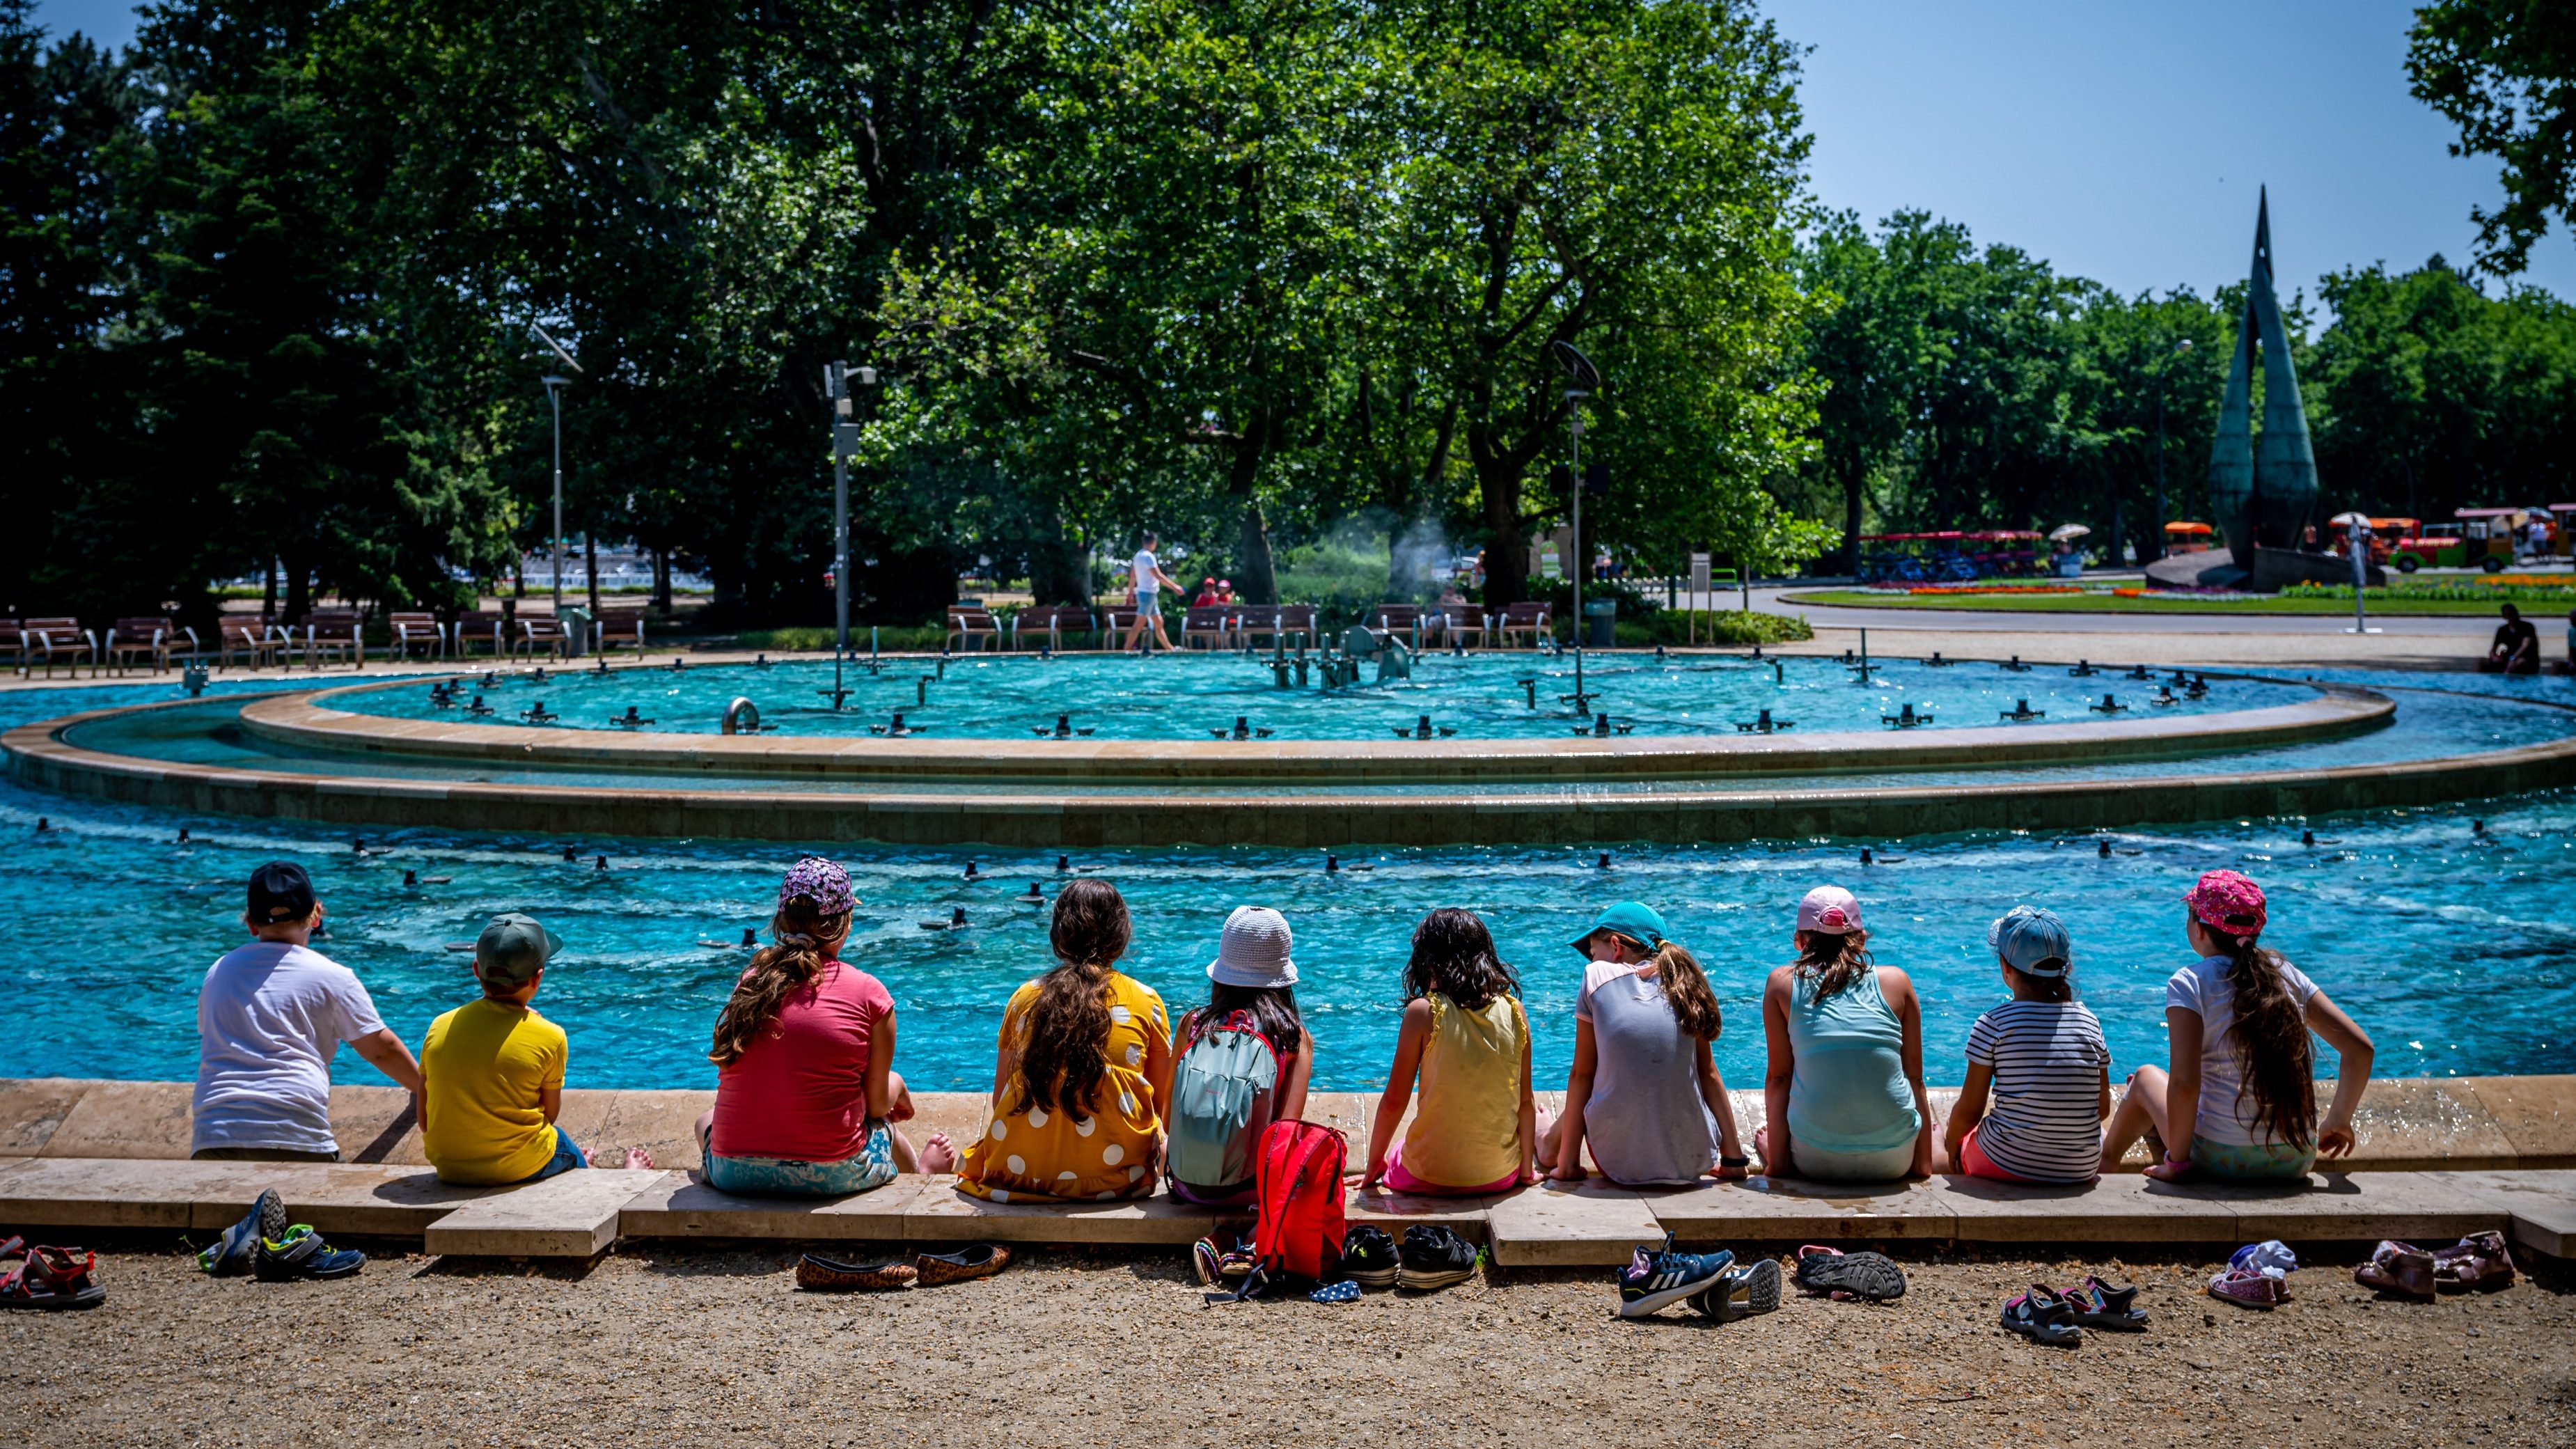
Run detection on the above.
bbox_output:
[191,861,425,1161]
[1122,531,1180,652]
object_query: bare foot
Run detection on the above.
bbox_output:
[622,1147,657,1170]
[918,1131,959,1175]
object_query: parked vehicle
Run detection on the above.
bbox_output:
[2389,509,2521,572]
[2325,516,2417,567]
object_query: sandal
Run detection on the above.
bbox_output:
[2431,1231,2515,1293]
[795,1254,918,1292]
[2354,1240,2437,1300]
[2063,1275,2149,1330]
[2206,1264,2280,1309]
[1792,1244,1906,1301]
[1691,1258,1784,1322]
[0,1246,106,1309]
[2002,1285,2083,1347]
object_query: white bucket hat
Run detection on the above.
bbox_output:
[1207,906,1297,988]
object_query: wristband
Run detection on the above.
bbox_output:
[1720,1154,1751,1168]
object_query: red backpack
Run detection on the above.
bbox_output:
[1250,1119,1347,1283]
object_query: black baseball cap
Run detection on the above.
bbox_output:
[246,861,317,925]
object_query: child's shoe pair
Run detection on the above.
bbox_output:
[196,1190,363,1281]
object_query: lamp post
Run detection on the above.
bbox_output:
[530,322,583,617]
[1550,340,1603,713]
[824,360,879,708]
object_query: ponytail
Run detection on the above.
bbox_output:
[1008,879,1131,1117]
[1648,941,1722,1041]
[2218,930,2316,1150]
[1792,927,1874,1001]
[709,903,849,1067]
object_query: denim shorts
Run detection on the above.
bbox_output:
[2190,1136,2316,1182]
[510,1127,590,1184]
[705,1120,897,1198]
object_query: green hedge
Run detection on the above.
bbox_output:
[2282,581,2576,603]
[1615,610,1811,646]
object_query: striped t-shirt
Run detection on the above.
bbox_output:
[1963,999,2110,1182]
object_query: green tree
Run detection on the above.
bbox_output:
[2409,1,2576,275]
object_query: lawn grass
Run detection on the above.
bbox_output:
[1781,589,2525,616]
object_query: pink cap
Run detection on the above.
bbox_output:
[1796,885,1861,935]
[2184,868,2267,937]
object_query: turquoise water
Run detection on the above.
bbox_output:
[328,652,2249,740]
[3,676,2570,1095]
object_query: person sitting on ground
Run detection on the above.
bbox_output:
[2485,602,2539,674]
[1362,909,1537,1195]
[1165,906,1312,1207]
[1539,902,1748,1186]
[1941,906,2110,1184]
[192,861,424,1162]
[1754,886,1935,1182]
[696,857,920,1196]
[421,913,648,1183]
[936,879,1173,1200]
[2100,870,2373,1182]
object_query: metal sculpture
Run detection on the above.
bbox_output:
[2206,188,2319,563]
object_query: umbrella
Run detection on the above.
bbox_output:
[2048,524,2091,542]
[2327,511,2371,528]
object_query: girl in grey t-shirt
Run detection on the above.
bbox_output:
[1542,929,1749,1186]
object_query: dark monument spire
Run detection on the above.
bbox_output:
[2207,187,2319,567]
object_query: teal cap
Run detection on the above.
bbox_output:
[1571,901,1667,957]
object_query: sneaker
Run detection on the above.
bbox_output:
[1395,1225,1479,1292]
[1690,1257,1783,1322]
[2206,1264,2280,1309]
[1342,1224,1399,1290]
[197,1189,287,1277]
[1617,1233,1733,1319]
[253,1225,366,1282]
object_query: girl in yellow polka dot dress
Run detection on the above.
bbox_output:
[942,879,1173,1203]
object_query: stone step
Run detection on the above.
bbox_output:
[422,1168,674,1258]
[0,1157,516,1235]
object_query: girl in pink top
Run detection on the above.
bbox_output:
[693,858,919,1196]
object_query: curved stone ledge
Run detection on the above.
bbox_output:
[229,675,2394,786]
[8,690,2574,848]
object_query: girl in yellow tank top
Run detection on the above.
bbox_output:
[1361,909,1537,1194]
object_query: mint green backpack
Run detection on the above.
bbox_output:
[1166,1010,1282,1193]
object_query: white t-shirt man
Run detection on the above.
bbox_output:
[1132,549,1163,600]
[192,941,388,1157]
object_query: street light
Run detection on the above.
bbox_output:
[823,360,879,708]
[531,323,583,616]
[1551,340,1602,712]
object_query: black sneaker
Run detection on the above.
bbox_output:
[197,1188,287,1277]
[1396,1225,1479,1292]
[1342,1224,1399,1289]
[1691,1257,1784,1322]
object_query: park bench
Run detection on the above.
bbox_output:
[24,617,95,677]
[946,605,1000,653]
[515,613,570,659]
[216,616,284,669]
[105,617,197,674]
[300,609,364,668]
[1237,604,1315,651]
[592,610,647,654]
[1496,601,1553,648]
[1181,605,1236,650]
[388,612,446,660]
[0,620,19,673]
[1010,606,1093,651]
[453,611,509,659]
[1438,606,1488,650]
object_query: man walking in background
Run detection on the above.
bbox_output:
[1123,531,1181,652]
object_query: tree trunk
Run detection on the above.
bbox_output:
[1227,441,1278,604]
[1479,462,1528,607]
[585,532,601,618]
[262,557,278,618]
[281,549,311,622]
[1028,522,1091,606]
[652,546,672,613]
[1842,462,1864,575]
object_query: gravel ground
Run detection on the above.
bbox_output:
[10,1239,2572,1448]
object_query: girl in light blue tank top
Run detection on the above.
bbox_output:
[1758,886,1929,1183]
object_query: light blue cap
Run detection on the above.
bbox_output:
[1988,904,2071,978]
[1571,901,1667,957]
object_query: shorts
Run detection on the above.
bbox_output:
[191,1145,342,1163]
[1168,1178,1256,1208]
[1383,1140,1519,1197]
[1789,1136,1915,1184]
[508,1128,590,1184]
[705,1120,898,1198]
[1957,1125,2095,1184]
[2190,1135,2316,1182]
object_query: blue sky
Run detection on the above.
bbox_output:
[29,0,2576,303]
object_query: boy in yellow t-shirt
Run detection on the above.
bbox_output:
[421,913,581,1184]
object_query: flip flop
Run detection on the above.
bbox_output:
[1793,1244,1906,1301]
[2002,1285,2083,1347]
[2064,1275,2149,1331]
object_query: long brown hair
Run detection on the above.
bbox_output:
[1404,908,1518,1011]
[1009,879,1132,1116]
[707,898,850,1067]
[1648,940,1723,1040]
[2206,916,2316,1149]
[1792,927,1874,1001]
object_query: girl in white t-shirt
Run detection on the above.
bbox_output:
[2100,870,2375,1182]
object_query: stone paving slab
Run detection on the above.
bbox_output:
[422,1168,673,1258]
[1650,1176,1962,1244]
[0,1079,86,1154]
[0,1157,499,1235]
[902,1175,1250,1244]
[2459,1076,2576,1169]
[1344,1183,1503,1238]
[2447,1170,2576,1258]
[1486,1181,1662,1267]
[620,1175,927,1241]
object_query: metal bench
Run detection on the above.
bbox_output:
[388,612,446,660]
[301,610,364,669]
[592,611,647,654]
[1010,606,1093,651]
[947,606,1000,653]
[453,611,509,658]
[1497,601,1553,648]
[515,615,570,659]
[1181,605,1235,650]
[216,616,283,669]
[1439,606,1489,650]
